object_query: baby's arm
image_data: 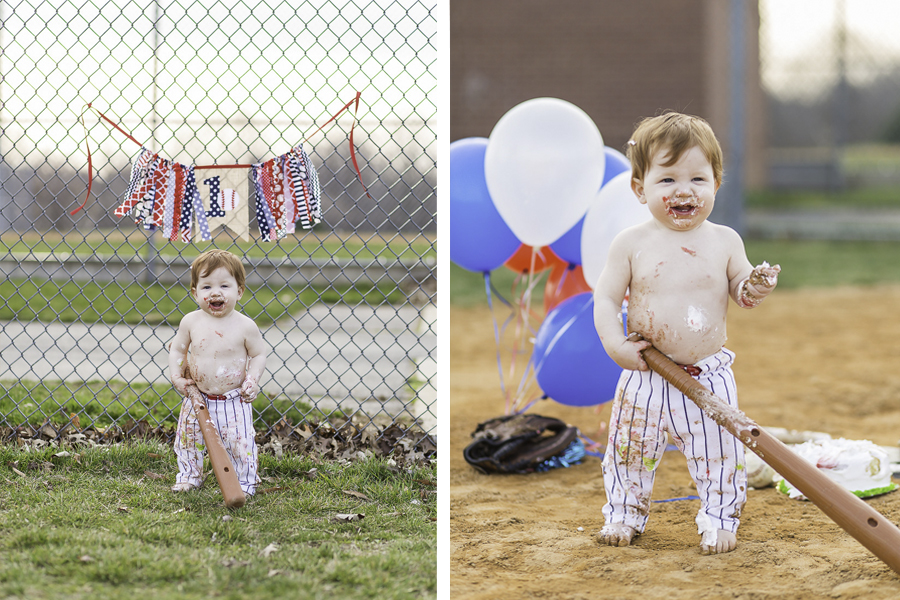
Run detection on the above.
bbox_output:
[724,229,781,308]
[593,233,650,371]
[168,316,193,395]
[240,320,267,402]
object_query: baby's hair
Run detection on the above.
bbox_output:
[190,249,246,292]
[627,112,723,189]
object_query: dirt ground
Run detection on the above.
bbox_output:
[450,286,900,599]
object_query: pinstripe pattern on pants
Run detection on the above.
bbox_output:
[601,348,747,535]
[173,388,260,495]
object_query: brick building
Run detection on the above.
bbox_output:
[450,0,766,188]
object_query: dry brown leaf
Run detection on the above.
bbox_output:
[117,506,129,513]
[342,490,371,502]
[259,543,279,558]
[11,467,25,478]
[0,415,436,469]
[143,470,165,480]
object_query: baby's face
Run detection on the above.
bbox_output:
[633,145,717,232]
[191,266,244,318]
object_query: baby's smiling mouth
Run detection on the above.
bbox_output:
[666,198,699,217]
[209,299,226,310]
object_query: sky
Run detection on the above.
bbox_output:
[760,0,900,99]
[0,0,436,166]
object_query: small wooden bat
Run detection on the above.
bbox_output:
[185,383,246,508]
[634,338,900,575]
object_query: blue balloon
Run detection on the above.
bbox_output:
[549,147,631,265]
[450,138,521,273]
[532,292,621,407]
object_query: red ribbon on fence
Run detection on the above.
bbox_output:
[71,93,370,215]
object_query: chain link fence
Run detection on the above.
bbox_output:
[0,0,437,441]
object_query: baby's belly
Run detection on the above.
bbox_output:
[188,356,246,394]
[626,300,728,365]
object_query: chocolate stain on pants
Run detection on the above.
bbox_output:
[602,348,747,535]
[173,388,260,495]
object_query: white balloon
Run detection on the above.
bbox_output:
[484,98,605,247]
[581,171,652,288]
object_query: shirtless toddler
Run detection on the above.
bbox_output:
[168,249,267,495]
[592,112,779,554]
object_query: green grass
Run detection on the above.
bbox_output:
[0,230,436,263]
[0,278,404,326]
[745,187,900,210]
[0,442,436,599]
[744,240,900,288]
[746,143,900,210]
[0,380,316,429]
[450,240,900,306]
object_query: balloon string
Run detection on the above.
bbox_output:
[485,272,512,412]
[505,271,526,413]
[520,267,545,334]
[553,263,571,300]
[512,282,541,411]
[509,247,550,412]
[513,394,545,415]
[488,276,513,308]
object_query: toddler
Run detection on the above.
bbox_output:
[592,112,780,554]
[168,249,267,495]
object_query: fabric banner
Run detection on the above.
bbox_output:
[194,168,251,242]
[114,146,321,243]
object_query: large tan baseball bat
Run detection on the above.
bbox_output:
[634,338,900,574]
[185,383,246,508]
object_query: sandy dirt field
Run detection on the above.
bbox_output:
[451,286,900,599]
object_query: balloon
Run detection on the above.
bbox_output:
[549,147,632,265]
[581,171,652,288]
[504,244,564,275]
[532,292,621,407]
[484,98,605,247]
[600,147,631,187]
[449,137,521,273]
[544,263,593,314]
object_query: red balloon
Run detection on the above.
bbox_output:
[544,263,593,313]
[504,244,564,274]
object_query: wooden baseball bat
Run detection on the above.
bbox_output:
[185,384,246,508]
[635,339,900,574]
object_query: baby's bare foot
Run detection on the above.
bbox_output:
[700,529,736,555]
[597,523,637,547]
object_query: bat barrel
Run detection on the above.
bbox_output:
[186,385,247,509]
[742,426,900,574]
[639,344,900,575]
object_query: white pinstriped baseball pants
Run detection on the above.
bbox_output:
[173,388,260,495]
[601,348,747,535]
